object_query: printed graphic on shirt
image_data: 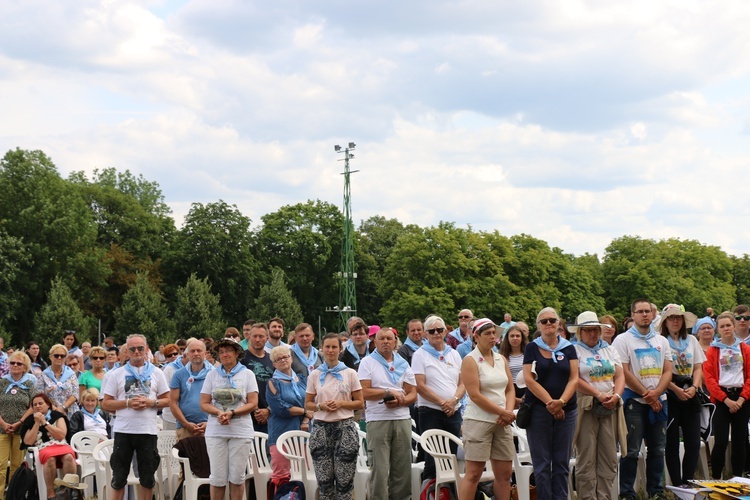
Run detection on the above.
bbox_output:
[583,357,615,383]
[719,350,744,376]
[634,347,662,379]
[124,376,151,398]
[671,349,694,377]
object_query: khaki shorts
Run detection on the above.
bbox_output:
[462,419,515,462]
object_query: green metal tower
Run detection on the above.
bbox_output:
[334,142,358,332]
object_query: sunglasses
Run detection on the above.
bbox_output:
[51,353,66,359]
[166,352,178,357]
[9,361,24,366]
[458,315,472,320]
[91,356,106,360]
[128,346,145,353]
[426,328,445,335]
[736,316,750,321]
[228,335,241,339]
[539,318,558,325]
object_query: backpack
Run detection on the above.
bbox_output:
[6,462,38,500]
[273,480,306,500]
[420,478,457,500]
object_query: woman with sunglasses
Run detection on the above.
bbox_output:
[78,346,108,401]
[161,343,184,431]
[35,344,78,416]
[0,352,36,498]
[266,345,311,489]
[412,315,465,483]
[523,307,579,500]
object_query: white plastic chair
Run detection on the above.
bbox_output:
[411,431,426,499]
[171,447,211,500]
[94,439,156,500]
[71,431,107,497]
[420,429,493,494]
[26,446,52,500]
[156,430,179,499]
[510,426,535,500]
[251,432,272,500]
[277,430,318,498]
[355,430,370,500]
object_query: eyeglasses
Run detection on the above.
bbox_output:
[9,361,24,366]
[274,355,291,362]
[458,315,472,320]
[539,318,558,325]
[633,309,651,315]
[166,352,178,357]
[128,346,145,353]
[736,315,750,321]
[426,328,445,335]
[51,353,66,359]
[228,335,241,339]
[91,356,106,360]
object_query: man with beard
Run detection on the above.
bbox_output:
[397,319,424,366]
[242,323,274,434]
[264,317,288,353]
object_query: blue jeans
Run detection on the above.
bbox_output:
[620,399,667,497]
[418,406,462,480]
[526,404,577,500]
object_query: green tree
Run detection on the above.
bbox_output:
[173,274,225,340]
[0,149,110,339]
[33,276,95,350]
[250,267,304,328]
[0,228,30,342]
[733,255,750,307]
[114,273,174,346]
[255,200,343,330]
[163,201,259,325]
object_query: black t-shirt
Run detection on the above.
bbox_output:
[20,410,69,449]
[241,350,274,412]
[523,343,578,410]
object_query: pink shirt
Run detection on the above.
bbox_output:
[306,367,362,422]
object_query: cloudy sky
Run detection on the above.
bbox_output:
[2,0,750,257]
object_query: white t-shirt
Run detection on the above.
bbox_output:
[160,360,183,424]
[668,335,706,377]
[102,364,169,435]
[717,347,745,388]
[574,343,622,394]
[411,348,462,411]
[358,355,415,422]
[200,366,258,439]
[613,331,672,403]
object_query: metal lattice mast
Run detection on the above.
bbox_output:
[335,142,358,332]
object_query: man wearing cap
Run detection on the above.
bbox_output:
[359,328,417,500]
[612,299,672,500]
[101,334,169,500]
[397,319,425,366]
[170,339,213,440]
[446,309,473,350]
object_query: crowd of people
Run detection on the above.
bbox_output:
[1,300,749,500]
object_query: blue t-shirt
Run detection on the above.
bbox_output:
[170,366,210,428]
[523,343,578,411]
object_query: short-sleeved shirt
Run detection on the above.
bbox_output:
[78,370,104,393]
[523,343,578,411]
[668,335,706,377]
[717,346,745,388]
[411,348,462,411]
[170,365,212,427]
[306,367,361,422]
[200,366,258,438]
[101,364,169,435]
[574,343,621,394]
[358,355,415,422]
[613,331,672,403]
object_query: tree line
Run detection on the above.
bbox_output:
[2,148,749,350]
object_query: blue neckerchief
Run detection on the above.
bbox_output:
[0,352,7,363]
[168,357,186,371]
[448,328,466,344]
[667,335,689,354]
[265,340,287,351]
[533,335,573,363]
[218,362,246,389]
[318,361,346,385]
[711,338,742,352]
[184,360,213,392]
[404,338,421,352]
[369,350,408,384]
[627,325,657,347]
[345,340,369,363]
[272,369,301,400]
[3,373,34,393]
[68,347,81,356]
[81,408,102,423]
[45,410,52,421]
[291,343,319,371]
[576,339,608,355]
[421,343,453,363]
[124,361,156,392]
[43,365,75,384]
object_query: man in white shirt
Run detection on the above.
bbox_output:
[101,334,169,500]
[359,328,417,500]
